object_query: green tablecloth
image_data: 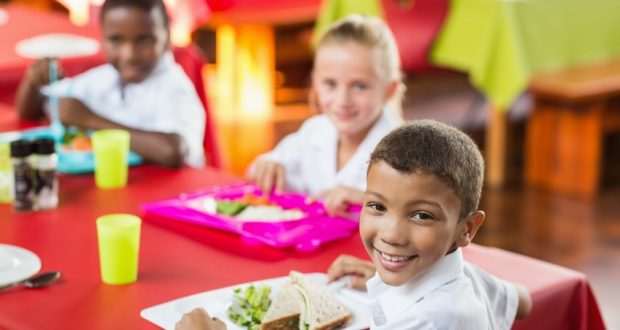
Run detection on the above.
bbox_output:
[312,0,383,46]
[431,0,620,109]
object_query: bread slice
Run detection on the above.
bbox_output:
[289,271,353,330]
[260,272,352,330]
[259,284,300,330]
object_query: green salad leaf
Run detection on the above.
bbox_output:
[227,284,272,330]
[216,201,248,216]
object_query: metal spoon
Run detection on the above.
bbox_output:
[0,271,61,292]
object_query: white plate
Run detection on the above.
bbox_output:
[0,9,8,26]
[141,273,371,330]
[15,33,100,59]
[0,244,41,286]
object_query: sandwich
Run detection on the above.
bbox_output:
[260,271,353,330]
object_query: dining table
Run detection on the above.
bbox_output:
[430,0,620,188]
[0,111,606,329]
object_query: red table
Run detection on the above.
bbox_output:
[0,116,606,330]
[0,4,106,105]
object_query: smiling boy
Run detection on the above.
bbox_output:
[331,120,531,329]
[16,0,205,168]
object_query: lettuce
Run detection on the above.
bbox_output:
[227,285,272,330]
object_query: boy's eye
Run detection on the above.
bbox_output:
[136,36,156,46]
[411,212,434,221]
[365,202,386,213]
[106,36,122,45]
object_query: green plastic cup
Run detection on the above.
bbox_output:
[96,214,141,285]
[92,129,130,189]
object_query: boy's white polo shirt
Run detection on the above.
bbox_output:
[366,248,518,330]
[44,51,206,168]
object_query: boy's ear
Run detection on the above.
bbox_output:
[455,211,485,247]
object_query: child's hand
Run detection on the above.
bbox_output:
[246,160,285,196]
[25,58,61,87]
[327,254,376,291]
[311,186,363,217]
[59,98,97,128]
[175,308,226,330]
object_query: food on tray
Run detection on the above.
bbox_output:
[61,130,92,152]
[259,271,352,330]
[236,206,305,222]
[227,284,272,330]
[216,200,248,216]
[188,193,306,221]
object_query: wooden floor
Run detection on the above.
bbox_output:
[404,73,620,328]
[477,186,620,328]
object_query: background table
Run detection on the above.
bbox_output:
[0,4,105,105]
[430,0,620,187]
[0,165,605,329]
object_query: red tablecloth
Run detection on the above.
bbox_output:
[0,104,45,131]
[0,4,106,105]
[0,161,605,329]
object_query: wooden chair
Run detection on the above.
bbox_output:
[173,45,222,168]
[526,58,620,197]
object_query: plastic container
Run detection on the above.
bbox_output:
[140,183,361,251]
[33,138,58,210]
[10,140,34,211]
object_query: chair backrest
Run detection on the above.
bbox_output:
[173,45,222,168]
[382,0,449,74]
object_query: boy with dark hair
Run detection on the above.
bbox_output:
[16,0,205,168]
[175,120,532,330]
[329,119,531,329]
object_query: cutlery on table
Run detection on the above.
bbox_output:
[0,271,61,293]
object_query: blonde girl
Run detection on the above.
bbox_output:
[247,14,405,217]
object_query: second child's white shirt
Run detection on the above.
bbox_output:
[43,52,206,168]
[366,249,518,330]
[257,109,400,195]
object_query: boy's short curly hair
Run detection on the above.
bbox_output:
[100,0,170,31]
[369,120,484,219]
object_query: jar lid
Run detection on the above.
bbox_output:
[34,138,55,155]
[10,140,33,157]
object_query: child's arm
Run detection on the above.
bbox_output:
[514,283,532,319]
[175,308,226,330]
[59,98,188,168]
[327,254,376,290]
[246,159,285,196]
[311,186,364,217]
[15,59,53,120]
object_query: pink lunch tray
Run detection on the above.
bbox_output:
[140,183,360,251]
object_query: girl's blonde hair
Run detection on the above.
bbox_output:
[315,15,405,119]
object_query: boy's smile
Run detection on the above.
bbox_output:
[101,6,168,85]
[360,161,468,286]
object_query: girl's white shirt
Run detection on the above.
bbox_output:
[257,109,401,195]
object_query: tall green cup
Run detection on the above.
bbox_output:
[96,214,141,285]
[92,129,130,189]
